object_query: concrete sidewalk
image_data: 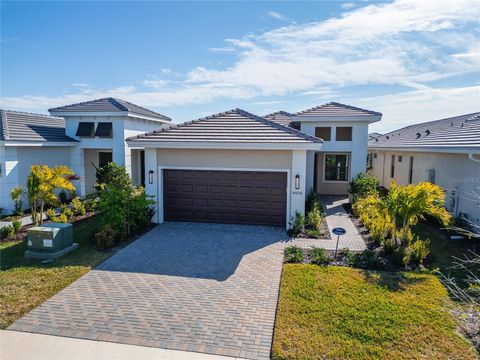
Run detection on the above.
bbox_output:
[0,330,243,360]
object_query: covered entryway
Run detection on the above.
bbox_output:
[163,169,287,226]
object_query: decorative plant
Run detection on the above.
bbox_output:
[71,197,86,216]
[0,225,15,239]
[10,186,24,215]
[308,247,330,265]
[27,165,78,224]
[26,170,41,224]
[289,211,305,237]
[349,173,379,203]
[306,208,323,231]
[284,246,304,263]
[11,219,22,233]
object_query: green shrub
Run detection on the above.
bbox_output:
[10,186,25,215]
[306,229,324,239]
[403,238,430,267]
[46,208,56,220]
[96,165,154,240]
[306,188,321,213]
[11,219,22,233]
[49,205,73,223]
[95,224,116,249]
[289,211,305,237]
[83,197,98,212]
[306,209,323,231]
[308,247,330,265]
[71,197,86,216]
[349,173,379,203]
[95,162,131,191]
[284,246,304,263]
[1,225,15,239]
[349,249,386,270]
[339,248,356,264]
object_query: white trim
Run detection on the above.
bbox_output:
[322,152,350,183]
[158,166,291,229]
[292,115,381,123]
[128,141,322,151]
[49,111,171,124]
[2,141,78,147]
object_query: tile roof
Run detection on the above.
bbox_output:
[368,132,382,140]
[369,112,480,150]
[0,110,76,142]
[263,111,294,126]
[295,102,382,117]
[127,108,322,144]
[49,97,171,122]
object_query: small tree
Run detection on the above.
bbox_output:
[10,186,25,215]
[26,171,40,224]
[28,165,77,224]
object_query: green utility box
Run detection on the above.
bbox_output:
[25,223,77,260]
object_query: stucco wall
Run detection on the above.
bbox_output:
[370,150,480,224]
[0,146,71,213]
[156,149,292,169]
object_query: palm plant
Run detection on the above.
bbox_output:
[29,165,78,224]
[26,171,41,224]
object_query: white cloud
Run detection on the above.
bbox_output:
[341,3,356,10]
[2,0,479,121]
[361,85,480,133]
[266,11,287,21]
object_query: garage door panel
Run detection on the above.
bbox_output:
[163,169,286,226]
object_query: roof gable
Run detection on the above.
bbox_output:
[0,110,76,143]
[128,108,322,145]
[263,111,295,127]
[295,102,382,118]
[369,112,480,150]
[48,97,171,122]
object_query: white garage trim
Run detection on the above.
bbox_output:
[158,166,291,229]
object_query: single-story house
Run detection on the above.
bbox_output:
[1,99,381,229]
[368,112,480,227]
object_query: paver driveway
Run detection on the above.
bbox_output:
[9,222,288,359]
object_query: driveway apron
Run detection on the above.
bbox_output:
[9,222,288,360]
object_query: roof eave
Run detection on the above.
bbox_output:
[292,115,381,123]
[368,145,480,154]
[2,140,79,147]
[48,110,171,123]
[126,140,323,151]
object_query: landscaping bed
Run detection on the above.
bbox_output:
[273,265,477,359]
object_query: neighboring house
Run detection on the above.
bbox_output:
[368,112,480,226]
[1,99,381,229]
[369,132,382,140]
[0,98,171,213]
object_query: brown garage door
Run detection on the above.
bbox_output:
[163,169,287,226]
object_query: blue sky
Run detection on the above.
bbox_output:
[1,0,479,132]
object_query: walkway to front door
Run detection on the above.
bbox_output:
[9,222,288,360]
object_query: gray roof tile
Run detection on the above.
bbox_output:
[295,102,382,117]
[49,97,171,122]
[368,112,480,150]
[128,108,322,144]
[0,110,76,142]
[263,111,294,126]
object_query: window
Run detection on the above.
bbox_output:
[75,122,95,137]
[336,127,352,141]
[373,153,377,159]
[398,155,403,162]
[315,127,331,141]
[390,155,395,178]
[408,156,414,184]
[95,122,113,138]
[427,169,436,184]
[99,152,112,168]
[324,154,349,181]
[367,153,373,169]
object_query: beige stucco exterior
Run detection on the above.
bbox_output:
[156,148,292,169]
[369,149,480,225]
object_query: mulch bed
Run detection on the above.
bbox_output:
[0,212,97,244]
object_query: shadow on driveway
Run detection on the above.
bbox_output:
[96,221,288,281]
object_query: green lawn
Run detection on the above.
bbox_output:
[273,265,477,360]
[0,216,111,329]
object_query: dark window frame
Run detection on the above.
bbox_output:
[324,153,349,182]
[98,152,113,168]
[75,122,95,137]
[315,127,331,141]
[95,122,113,138]
[408,156,414,184]
[390,155,395,178]
[335,126,352,141]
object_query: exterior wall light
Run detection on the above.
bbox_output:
[295,174,300,190]
[148,170,154,184]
